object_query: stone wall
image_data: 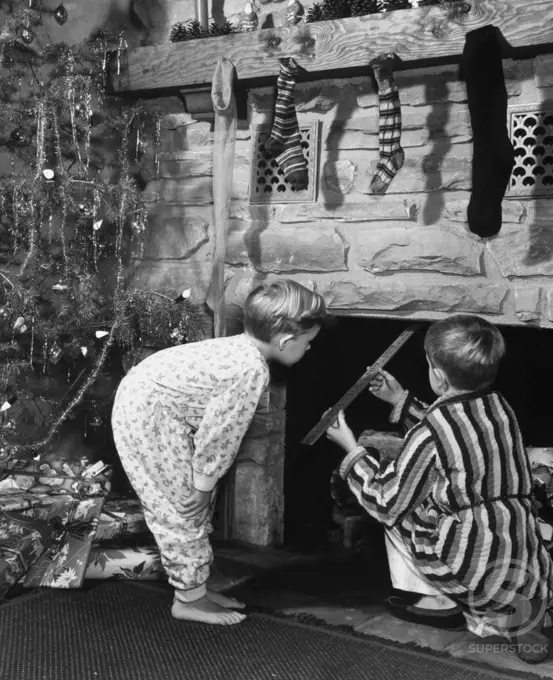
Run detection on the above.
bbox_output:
[135,54,553,328]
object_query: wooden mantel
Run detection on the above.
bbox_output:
[109,0,553,94]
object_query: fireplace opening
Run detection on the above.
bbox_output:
[283,316,553,551]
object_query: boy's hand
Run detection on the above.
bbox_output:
[325,410,358,453]
[368,369,405,405]
[181,488,212,518]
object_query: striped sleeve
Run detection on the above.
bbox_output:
[390,391,429,431]
[345,421,437,527]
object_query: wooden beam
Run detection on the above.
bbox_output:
[109,0,553,94]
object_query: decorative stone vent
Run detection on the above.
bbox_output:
[509,105,553,196]
[249,121,319,205]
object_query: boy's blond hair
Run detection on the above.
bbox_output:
[243,279,327,342]
[424,314,506,391]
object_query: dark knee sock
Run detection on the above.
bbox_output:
[462,25,515,238]
[264,57,308,191]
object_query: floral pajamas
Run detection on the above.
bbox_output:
[111,334,270,601]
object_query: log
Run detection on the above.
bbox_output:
[109,0,553,93]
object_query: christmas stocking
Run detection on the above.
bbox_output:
[369,53,405,195]
[264,57,308,191]
[462,25,515,238]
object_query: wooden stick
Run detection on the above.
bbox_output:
[301,324,419,446]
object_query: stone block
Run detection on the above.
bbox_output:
[228,275,316,308]
[488,223,553,278]
[356,227,483,276]
[160,123,212,153]
[160,178,213,205]
[534,54,553,89]
[226,224,347,273]
[142,209,209,260]
[514,287,542,323]
[442,198,526,226]
[357,149,472,194]
[129,260,212,304]
[158,152,213,179]
[323,161,357,195]
[233,462,283,545]
[317,279,508,315]
[279,199,419,224]
[326,104,472,150]
[236,434,284,466]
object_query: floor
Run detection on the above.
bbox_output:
[207,526,553,680]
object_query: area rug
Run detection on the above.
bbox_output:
[0,582,540,680]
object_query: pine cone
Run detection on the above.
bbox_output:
[320,0,352,20]
[382,0,411,9]
[350,0,380,16]
[305,2,324,22]
[186,19,208,39]
[208,20,235,36]
[169,22,188,42]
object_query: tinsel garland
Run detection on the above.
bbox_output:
[0,1,210,463]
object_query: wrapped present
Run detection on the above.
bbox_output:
[23,496,105,589]
[0,511,52,598]
[0,459,112,498]
[0,488,45,513]
[85,539,165,581]
[96,498,150,541]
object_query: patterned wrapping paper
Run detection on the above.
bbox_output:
[96,498,150,541]
[0,492,45,513]
[0,511,53,598]
[22,497,106,589]
[85,540,165,581]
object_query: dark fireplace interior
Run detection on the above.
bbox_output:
[284,316,553,550]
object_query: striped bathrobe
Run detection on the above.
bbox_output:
[342,389,553,621]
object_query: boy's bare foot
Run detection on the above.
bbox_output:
[171,595,247,625]
[207,590,246,609]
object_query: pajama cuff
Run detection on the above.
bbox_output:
[174,583,207,603]
[193,471,218,492]
[389,389,410,424]
[339,445,370,480]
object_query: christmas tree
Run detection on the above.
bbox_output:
[0,1,209,466]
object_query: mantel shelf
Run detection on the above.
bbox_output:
[108,0,553,95]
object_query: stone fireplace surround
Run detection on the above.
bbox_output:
[129,51,553,547]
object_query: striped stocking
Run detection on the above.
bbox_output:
[264,57,308,191]
[369,53,405,195]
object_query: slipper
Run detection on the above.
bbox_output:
[384,595,467,631]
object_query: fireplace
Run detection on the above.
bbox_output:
[282,316,553,549]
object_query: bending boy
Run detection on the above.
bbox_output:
[112,279,326,625]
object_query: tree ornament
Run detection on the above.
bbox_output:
[54,4,68,25]
[42,168,55,180]
[49,342,62,364]
[75,102,89,121]
[0,305,10,321]
[286,0,305,25]
[9,127,32,147]
[19,26,35,44]
[239,2,259,31]
[13,316,25,332]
